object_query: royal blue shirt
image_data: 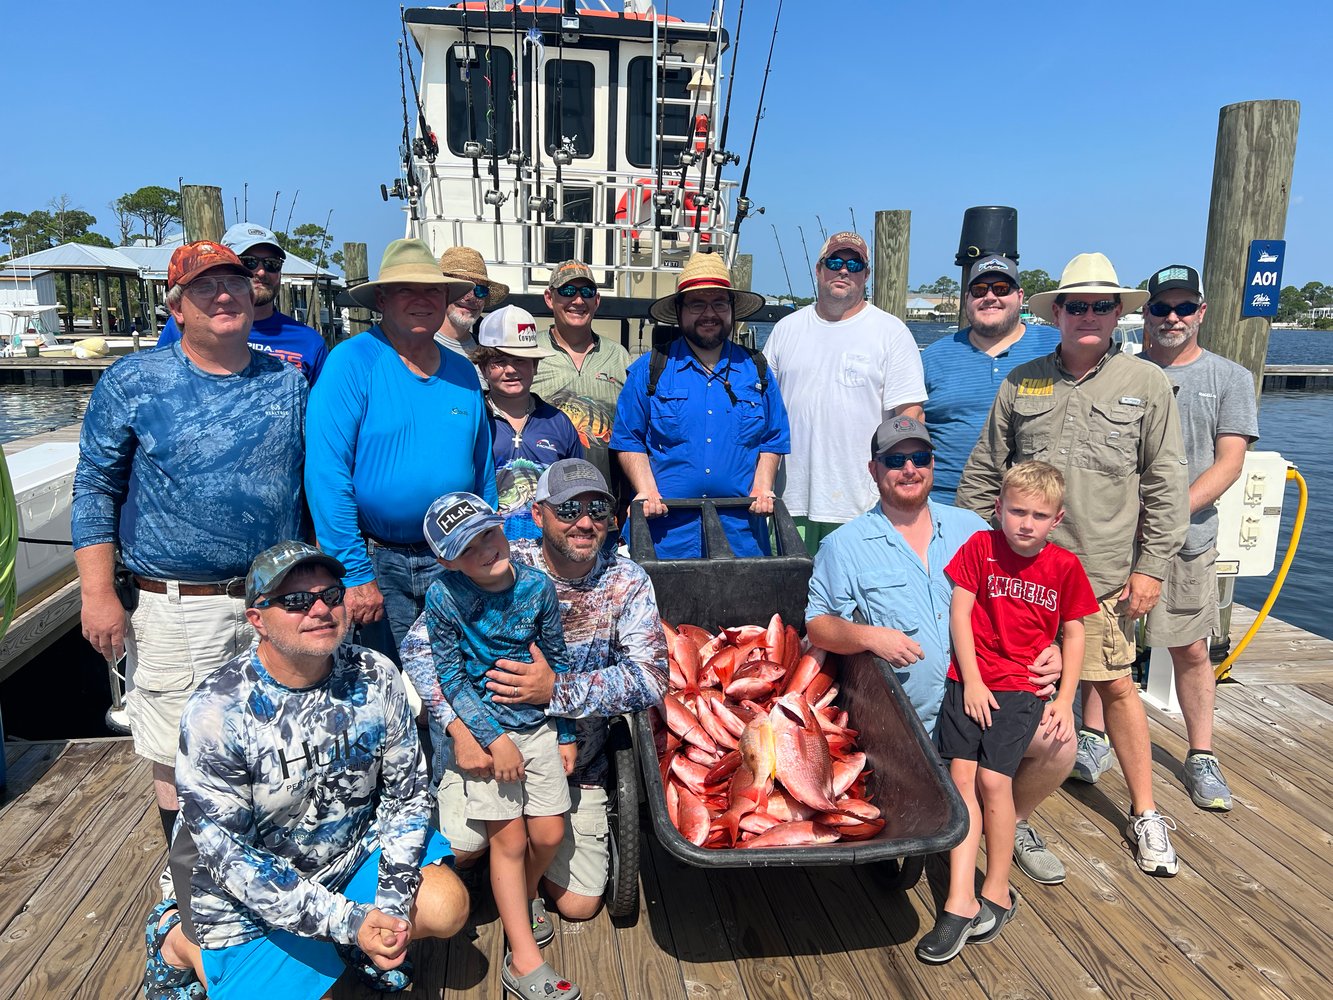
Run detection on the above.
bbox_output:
[158,310,329,385]
[805,500,987,734]
[305,328,496,587]
[610,338,790,559]
[490,395,584,542]
[72,342,307,580]
[921,323,1060,501]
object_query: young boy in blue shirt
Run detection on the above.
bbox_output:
[410,492,581,1000]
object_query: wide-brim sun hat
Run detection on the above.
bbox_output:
[350,239,472,309]
[649,251,766,325]
[438,246,509,308]
[1028,252,1150,324]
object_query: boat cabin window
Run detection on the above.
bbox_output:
[626,57,691,169]
[544,60,595,158]
[545,185,594,264]
[446,44,514,157]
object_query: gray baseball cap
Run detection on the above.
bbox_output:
[246,541,345,607]
[967,254,1019,286]
[870,415,932,459]
[534,459,614,507]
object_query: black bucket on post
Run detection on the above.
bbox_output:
[955,206,1019,269]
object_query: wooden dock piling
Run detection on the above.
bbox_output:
[342,242,372,337]
[180,185,226,244]
[872,210,910,321]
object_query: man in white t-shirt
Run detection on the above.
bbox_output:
[763,231,926,554]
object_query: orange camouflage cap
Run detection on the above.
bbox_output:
[168,240,250,291]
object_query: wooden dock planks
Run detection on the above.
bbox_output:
[2,614,1332,1000]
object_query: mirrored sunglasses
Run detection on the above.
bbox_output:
[252,584,346,613]
[555,283,597,299]
[1060,299,1119,316]
[969,280,1016,298]
[548,497,614,523]
[1147,300,1201,319]
[822,256,867,274]
[239,255,284,273]
[469,284,490,299]
[877,449,934,470]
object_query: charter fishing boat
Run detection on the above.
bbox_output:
[392,0,784,351]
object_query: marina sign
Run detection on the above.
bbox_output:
[1242,240,1285,317]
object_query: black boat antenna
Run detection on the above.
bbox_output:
[772,222,795,303]
[482,1,505,223]
[797,223,816,297]
[688,1,721,245]
[729,0,782,242]
[709,0,745,206]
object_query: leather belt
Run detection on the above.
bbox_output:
[134,575,247,598]
[364,533,433,554]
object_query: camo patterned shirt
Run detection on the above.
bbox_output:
[176,643,430,950]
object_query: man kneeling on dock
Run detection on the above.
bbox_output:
[144,542,468,999]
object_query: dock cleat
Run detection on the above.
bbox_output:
[1070,729,1113,783]
[1183,753,1233,811]
[1127,810,1179,877]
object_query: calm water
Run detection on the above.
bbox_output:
[0,327,1327,647]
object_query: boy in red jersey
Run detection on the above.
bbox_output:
[918,461,1096,963]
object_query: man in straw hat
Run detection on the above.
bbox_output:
[763,231,926,554]
[611,251,790,559]
[958,252,1189,878]
[436,245,509,362]
[474,304,583,540]
[73,240,308,850]
[306,238,497,664]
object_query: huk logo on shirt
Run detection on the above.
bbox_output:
[438,499,479,534]
[276,731,378,779]
[987,573,1057,611]
[1017,378,1054,396]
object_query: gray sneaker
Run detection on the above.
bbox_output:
[1126,810,1179,877]
[1183,753,1233,811]
[1012,820,1066,885]
[1069,729,1113,783]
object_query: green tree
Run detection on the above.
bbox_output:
[0,201,111,258]
[1018,269,1058,296]
[1299,281,1332,309]
[1277,285,1308,322]
[116,186,182,244]
[276,222,342,269]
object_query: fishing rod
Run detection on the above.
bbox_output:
[709,0,745,207]
[396,40,421,223]
[650,0,672,239]
[527,7,547,225]
[687,2,721,245]
[815,214,827,243]
[284,190,299,244]
[729,0,782,242]
[400,6,439,164]
[459,4,482,195]
[849,206,858,233]
[772,223,795,303]
[797,224,816,297]
[482,1,505,221]
[268,191,280,229]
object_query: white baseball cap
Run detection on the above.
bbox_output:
[477,305,556,359]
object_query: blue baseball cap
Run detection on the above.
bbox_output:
[423,492,504,561]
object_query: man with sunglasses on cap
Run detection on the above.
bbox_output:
[401,458,666,923]
[763,231,926,555]
[305,239,496,665]
[531,260,630,492]
[145,541,468,1000]
[923,256,1059,502]
[157,223,329,385]
[1080,264,1253,812]
[958,252,1189,877]
[73,240,307,853]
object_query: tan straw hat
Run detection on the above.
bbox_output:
[1028,252,1149,324]
[350,239,472,309]
[649,251,766,325]
[437,246,509,307]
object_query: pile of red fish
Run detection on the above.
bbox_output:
[654,613,884,849]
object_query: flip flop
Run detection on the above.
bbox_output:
[531,896,555,948]
[970,887,1021,945]
[143,901,206,1000]
[502,951,582,999]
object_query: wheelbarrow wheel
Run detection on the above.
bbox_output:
[604,715,641,919]
[878,855,925,890]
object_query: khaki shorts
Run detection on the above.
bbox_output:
[436,758,609,898]
[1145,547,1219,649]
[124,586,253,766]
[463,722,571,822]
[1078,594,1137,682]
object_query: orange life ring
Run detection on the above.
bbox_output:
[615,178,711,242]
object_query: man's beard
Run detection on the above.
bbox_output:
[266,617,349,660]
[545,526,603,566]
[253,283,277,309]
[682,323,730,353]
[1152,327,1190,349]
[969,306,1019,340]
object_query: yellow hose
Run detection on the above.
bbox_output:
[0,449,18,642]
[1216,466,1307,680]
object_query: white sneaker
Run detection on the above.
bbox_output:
[1126,810,1179,877]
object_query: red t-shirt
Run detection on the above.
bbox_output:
[945,529,1098,693]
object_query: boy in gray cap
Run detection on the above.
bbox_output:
[404,493,581,1000]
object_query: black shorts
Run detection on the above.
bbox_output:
[936,680,1043,778]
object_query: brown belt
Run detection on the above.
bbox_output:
[133,576,247,598]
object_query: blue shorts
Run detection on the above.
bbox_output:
[200,831,452,1000]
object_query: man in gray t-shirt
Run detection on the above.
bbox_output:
[1083,264,1257,812]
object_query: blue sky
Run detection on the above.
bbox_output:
[4,1,1330,297]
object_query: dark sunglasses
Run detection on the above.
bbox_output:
[822,256,867,274]
[1147,300,1201,319]
[469,284,490,299]
[969,280,1016,298]
[548,497,614,523]
[555,283,597,299]
[239,255,284,273]
[1060,299,1119,316]
[877,450,934,470]
[253,584,346,613]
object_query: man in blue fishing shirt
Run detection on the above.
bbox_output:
[305,239,496,664]
[157,223,329,385]
[72,240,308,849]
[611,252,790,559]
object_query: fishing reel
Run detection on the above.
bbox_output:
[711,149,739,167]
[380,179,408,202]
[526,194,553,218]
[486,189,509,208]
[413,130,440,164]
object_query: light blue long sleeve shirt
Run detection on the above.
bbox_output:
[304,328,496,586]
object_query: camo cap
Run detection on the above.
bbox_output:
[168,241,250,291]
[245,541,346,607]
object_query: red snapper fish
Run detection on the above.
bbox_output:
[769,693,839,813]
